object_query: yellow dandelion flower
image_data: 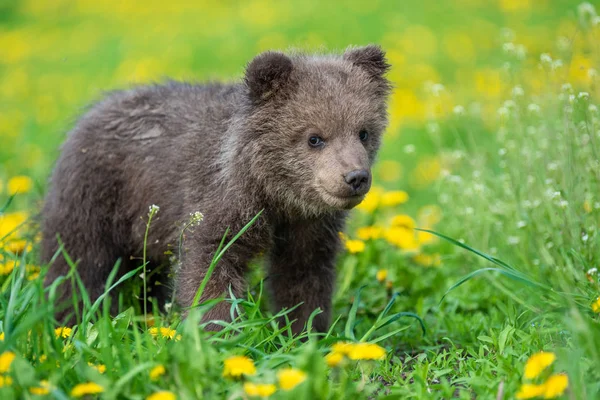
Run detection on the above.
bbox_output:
[55,326,72,339]
[347,343,386,360]
[325,352,344,367]
[88,362,106,373]
[149,327,178,340]
[38,355,47,363]
[146,391,176,400]
[0,332,4,341]
[356,187,383,213]
[380,191,409,207]
[222,355,256,378]
[384,227,420,251]
[150,364,166,380]
[4,239,32,255]
[390,215,416,230]
[71,382,104,397]
[516,383,546,399]
[332,342,353,355]
[0,263,15,275]
[356,226,383,241]
[0,375,13,387]
[376,269,388,282]
[29,380,52,395]
[7,176,33,195]
[524,352,556,379]
[0,351,16,373]
[243,382,276,397]
[542,373,568,398]
[417,229,437,245]
[591,296,600,313]
[277,368,307,391]
[345,239,366,254]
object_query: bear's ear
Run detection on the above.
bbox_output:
[245,51,294,104]
[343,45,391,79]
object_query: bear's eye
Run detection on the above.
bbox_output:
[308,135,324,147]
[359,130,369,142]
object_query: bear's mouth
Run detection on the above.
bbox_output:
[317,187,365,210]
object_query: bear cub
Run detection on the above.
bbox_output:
[41,45,391,333]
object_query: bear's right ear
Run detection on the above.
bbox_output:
[245,51,294,104]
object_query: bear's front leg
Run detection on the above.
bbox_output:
[268,214,345,335]
[176,211,268,330]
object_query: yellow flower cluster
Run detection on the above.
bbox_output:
[243,382,277,397]
[55,326,73,339]
[222,355,256,378]
[0,351,15,387]
[516,352,568,399]
[149,327,181,341]
[71,382,104,397]
[0,211,32,255]
[326,342,387,367]
[150,364,166,380]
[29,380,52,395]
[591,296,600,313]
[147,391,176,400]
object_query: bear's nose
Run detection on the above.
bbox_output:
[344,169,370,194]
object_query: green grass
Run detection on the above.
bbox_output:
[1,0,600,398]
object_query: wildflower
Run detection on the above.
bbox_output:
[524,352,556,379]
[356,226,383,240]
[345,239,365,254]
[88,362,106,373]
[149,327,179,340]
[325,351,344,367]
[243,382,276,397]
[347,343,386,360]
[516,383,546,399]
[0,375,12,387]
[542,374,568,398]
[417,229,437,245]
[222,355,256,378]
[384,227,419,251]
[55,326,73,339]
[356,187,383,213]
[0,332,4,341]
[331,342,353,355]
[148,204,160,216]
[71,382,104,397]
[277,368,307,391]
[7,176,33,195]
[150,364,166,380]
[390,215,416,230]
[0,262,15,275]
[591,296,600,313]
[376,269,388,282]
[147,391,176,400]
[0,211,28,240]
[0,351,15,373]
[380,191,409,207]
[29,380,52,395]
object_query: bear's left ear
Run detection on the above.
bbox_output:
[344,45,391,81]
[245,51,294,104]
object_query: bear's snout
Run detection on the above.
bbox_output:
[344,169,371,195]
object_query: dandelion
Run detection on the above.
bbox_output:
[88,362,106,373]
[376,269,388,282]
[243,382,276,397]
[331,342,353,355]
[54,326,72,339]
[149,327,179,340]
[0,351,15,373]
[150,364,166,380]
[390,214,416,230]
[277,368,307,391]
[0,375,12,387]
[347,343,387,360]
[0,332,4,341]
[7,175,33,195]
[71,382,104,397]
[591,296,600,313]
[325,351,344,367]
[384,227,419,251]
[29,380,52,395]
[356,226,383,240]
[222,355,256,378]
[516,383,546,399]
[147,391,177,400]
[524,352,556,379]
[345,239,365,254]
[356,187,383,213]
[0,262,15,275]
[542,374,568,398]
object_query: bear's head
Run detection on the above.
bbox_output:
[239,45,391,217]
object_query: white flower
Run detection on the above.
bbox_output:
[512,85,525,97]
[578,92,590,99]
[148,204,160,216]
[540,53,552,64]
[453,105,465,115]
[528,103,541,113]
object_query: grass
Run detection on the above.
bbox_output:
[1,0,600,398]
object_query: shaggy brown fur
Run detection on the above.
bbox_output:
[41,45,391,333]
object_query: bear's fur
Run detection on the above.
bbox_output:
[41,45,391,333]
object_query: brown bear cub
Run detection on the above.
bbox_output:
[41,45,391,334]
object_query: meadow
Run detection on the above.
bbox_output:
[1,0,599,398]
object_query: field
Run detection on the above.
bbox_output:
[1,0,600,398]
